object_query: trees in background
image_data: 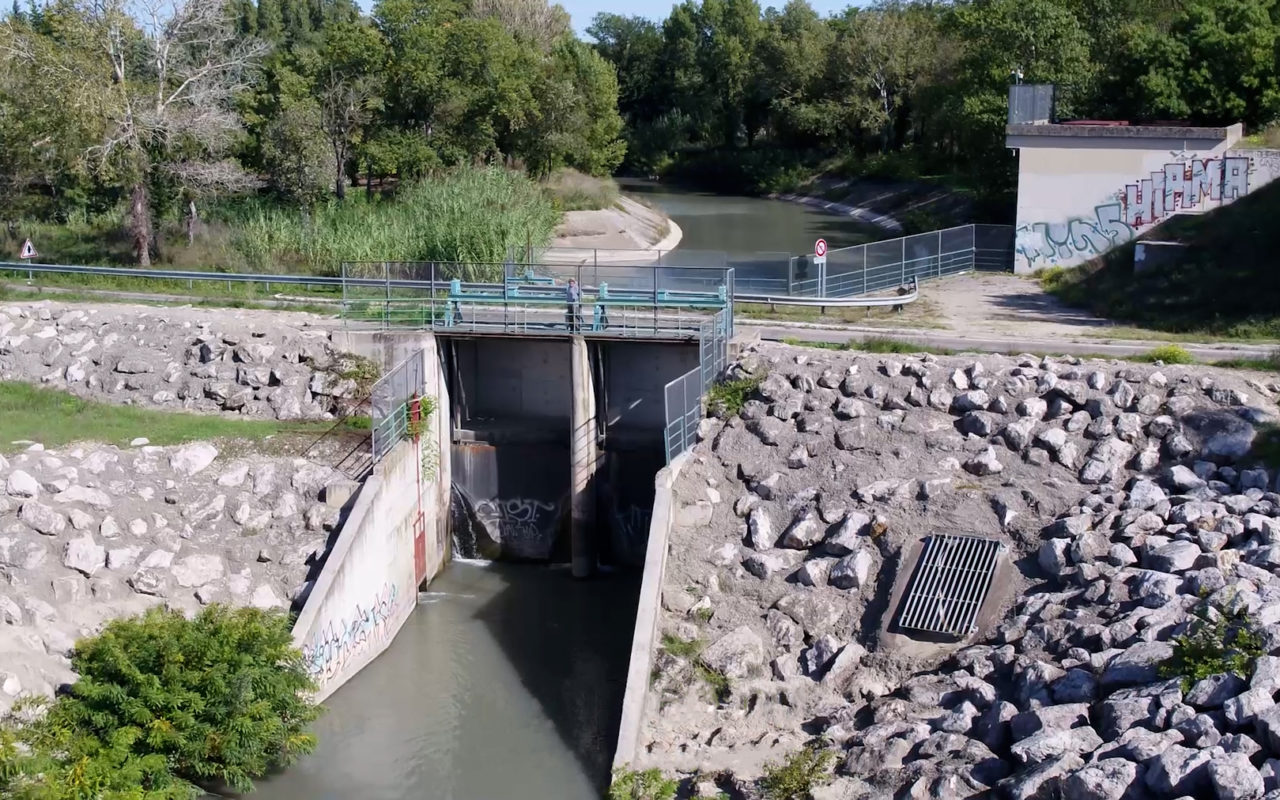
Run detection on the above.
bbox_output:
[0,0,625,263]
[590,0,1280,201]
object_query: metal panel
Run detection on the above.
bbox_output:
[663,366,701,463]
[1008,84,1055,125]
[897,534,1004,638]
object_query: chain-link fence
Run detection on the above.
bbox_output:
[370,349,425,463]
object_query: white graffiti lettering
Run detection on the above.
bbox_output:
[1017,153,1256,270]
[474,497,559,544]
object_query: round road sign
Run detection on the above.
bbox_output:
[814,238,827,257]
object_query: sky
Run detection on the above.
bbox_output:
[564,0,856,35]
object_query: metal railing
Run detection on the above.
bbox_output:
[370,349,425,463]
[662,307,728,462]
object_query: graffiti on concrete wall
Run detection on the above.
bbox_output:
[1016,152,1257,270]
[610,505,652,565]
[302,581,400,682]
[473,497,561,559]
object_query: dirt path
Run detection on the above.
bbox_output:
[741,272,1280,361]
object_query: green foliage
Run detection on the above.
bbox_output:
[0,606,320,798]
[707,373,764,418]
[760,743,837,800]
[335,353,382,396]
[224,167,559,274]
[0,381,325,453]
[608,767,679,800]
[694,663,731,705]
[1160,603,1265,690]
[1142,344,1195,365]
[659,633,703,659]
[541,168,620,211]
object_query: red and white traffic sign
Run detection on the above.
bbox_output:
[18,239,36,259]
[814,238,827,258]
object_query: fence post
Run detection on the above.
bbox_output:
[787,257,795,296]
[862,247,867,296]
[937,230,942,277]
[901,238,906,287]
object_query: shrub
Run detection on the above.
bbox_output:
[1143,344,1195,365]
[1160,603,1264,690]
[707,373,764,418]
[659,633,703,659]
[760,743,837,800]
[542,168,620,211]
[608,767,679,800]
[8,605,322,796]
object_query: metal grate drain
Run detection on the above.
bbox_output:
[897,534,1004,638]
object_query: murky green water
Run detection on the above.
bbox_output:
[252,563,639,800]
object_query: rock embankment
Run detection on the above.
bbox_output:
[0,301,358,420]
[0,439,351,714]
[642,341,1280,799]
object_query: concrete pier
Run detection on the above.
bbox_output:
[570,336,601,578]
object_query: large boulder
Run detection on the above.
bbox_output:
[700,626,765,679]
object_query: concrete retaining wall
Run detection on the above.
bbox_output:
[1007,122,1280,273]
[291,334,451,701]
[613,453,689,769]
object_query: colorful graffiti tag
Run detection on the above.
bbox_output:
[1016,152,1255,270]
[302,581,400,682]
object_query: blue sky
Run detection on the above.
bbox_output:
[565,0,855,35]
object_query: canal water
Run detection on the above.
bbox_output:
[252,562,639,800]
[622,179,881,258]
[254,185,859,800]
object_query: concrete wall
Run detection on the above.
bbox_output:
[453,338,572,423]
[612,453,688,770]
[1008,123,1280,272]
[292,334,451,701]
[451,442,569,560]
[602,341,700,433]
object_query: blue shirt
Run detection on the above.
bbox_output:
[567,284,580,302]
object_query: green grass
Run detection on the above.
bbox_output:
[3,167,558,280]
[760,743,837,800]
[707,374,764,418]
[659,633,703,659]
[1139,344,1194,364]
[1211,353,1280,371]
[541,168,620,211]
[0,382,334,452]
[694,663,731,704]
[1039,179,1280,340]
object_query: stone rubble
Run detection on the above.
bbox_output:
[643,342,1280,800]
[0,440,353,713]
[0,301,362,420]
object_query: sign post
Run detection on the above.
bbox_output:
[813,238,827,295]
[19,239,37,260]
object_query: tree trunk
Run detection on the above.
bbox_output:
[365,158,373,201]
[186,200,198,246]
[335,163,346,201]
[129,183,152,267]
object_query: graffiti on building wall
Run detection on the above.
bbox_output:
[474,498,559,538]
[302,581,400,682]
[1016,152,1255,270]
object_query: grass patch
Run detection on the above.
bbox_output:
[0,382,325,452]
[542,168,620,211]
[1160,603,1264,692]
[707,373,764,418]
[4,166,558,280]
[1139,344,1195,365]
[735,299,947,328]
[608,767,679,800]
[694,662,731,705]
[659,633,703,659]
[1038,179,1280,340]
[760,743,837,800]
[853,336,955,356]
[1212,353,1280,372]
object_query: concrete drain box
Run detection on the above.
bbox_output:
[896,534,1004,638]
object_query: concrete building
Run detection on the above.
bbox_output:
[1006,87,1280,273]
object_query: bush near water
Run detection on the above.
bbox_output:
[0,606,320,799]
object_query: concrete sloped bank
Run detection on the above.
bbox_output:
[633,340,1280,799]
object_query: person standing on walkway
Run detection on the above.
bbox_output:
[565,278,582,331]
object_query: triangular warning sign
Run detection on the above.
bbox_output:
[19,239,37,259]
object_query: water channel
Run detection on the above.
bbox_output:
[253,184,873,800]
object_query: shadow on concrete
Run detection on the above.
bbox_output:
[981,282,1113,329]
[471,563,642,794]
